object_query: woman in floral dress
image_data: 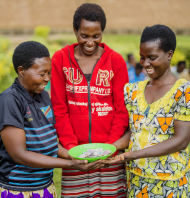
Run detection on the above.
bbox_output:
[104,25,190,197]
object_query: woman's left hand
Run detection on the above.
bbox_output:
[103,151,133,164]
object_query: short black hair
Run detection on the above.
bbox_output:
[135,63,143,71]
[73,3,106,31]
[141,24,176,53]
[177,61,186,66]
[13,41,50,73]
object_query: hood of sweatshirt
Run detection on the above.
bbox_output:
[62,43,113,67]
[61,43,114,93]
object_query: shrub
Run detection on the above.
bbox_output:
[50,38,76,46]
[34,26,50,38]
[0,36,10,53]
[30,36,62,57]
[171,47,186,66]
[177,43,190,65]
[0,51,16,93]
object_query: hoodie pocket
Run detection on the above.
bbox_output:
[69,114,89,144]
[91,114,114,143]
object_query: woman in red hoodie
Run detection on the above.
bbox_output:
[51,3,129,197]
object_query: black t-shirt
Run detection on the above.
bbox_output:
[0,78,58,191]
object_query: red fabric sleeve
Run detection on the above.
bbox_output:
[51,51,78,150]
[105,54,129,144]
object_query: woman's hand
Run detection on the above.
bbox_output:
[58,143,70,159]
[0,126,104,169]
[103,151,133,165]
[105,119,190,163]
[69,159,104,171]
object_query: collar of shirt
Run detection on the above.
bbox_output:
[12,78,41,104]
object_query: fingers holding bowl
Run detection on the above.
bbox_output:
[72,159,104,171]
[86,160,104,170]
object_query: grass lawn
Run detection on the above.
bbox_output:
[53,168,62,198]
[1,33,190,93]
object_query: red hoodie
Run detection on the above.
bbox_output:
[51,43,129,150]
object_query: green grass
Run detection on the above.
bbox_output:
[102,34,140,59]
[49,33,190,66]
[53,168,62,198]
[48,33,190,65]
[1,33,190,93]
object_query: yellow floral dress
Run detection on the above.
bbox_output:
[124,79,190,198]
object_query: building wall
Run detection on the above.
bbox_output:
[0,0,190,33]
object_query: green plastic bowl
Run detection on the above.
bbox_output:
[68,143,116,162]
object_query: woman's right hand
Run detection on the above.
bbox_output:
[103,154,126,165]
[102,151,134,165]
[69,159,104,171]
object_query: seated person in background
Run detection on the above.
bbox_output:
[171,61,186,78]
[126,53,136,70]
[179,63,190,81]
[0,41,103,198]
[129,62,145,83]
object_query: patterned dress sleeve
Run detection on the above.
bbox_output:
[174,82,190,121]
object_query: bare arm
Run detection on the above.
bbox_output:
[57,142,70,159]
[1,126,103,171]
[112,127,131,150]
[131,120,190,159]
[104,120,190,164]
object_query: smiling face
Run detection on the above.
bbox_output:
[18,57,51,96]
[74,19,103,56]
[140,40,173,79]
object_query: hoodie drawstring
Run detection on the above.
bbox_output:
[68,49,75,94]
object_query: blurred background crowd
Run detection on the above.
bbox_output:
[0,0,190,196]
